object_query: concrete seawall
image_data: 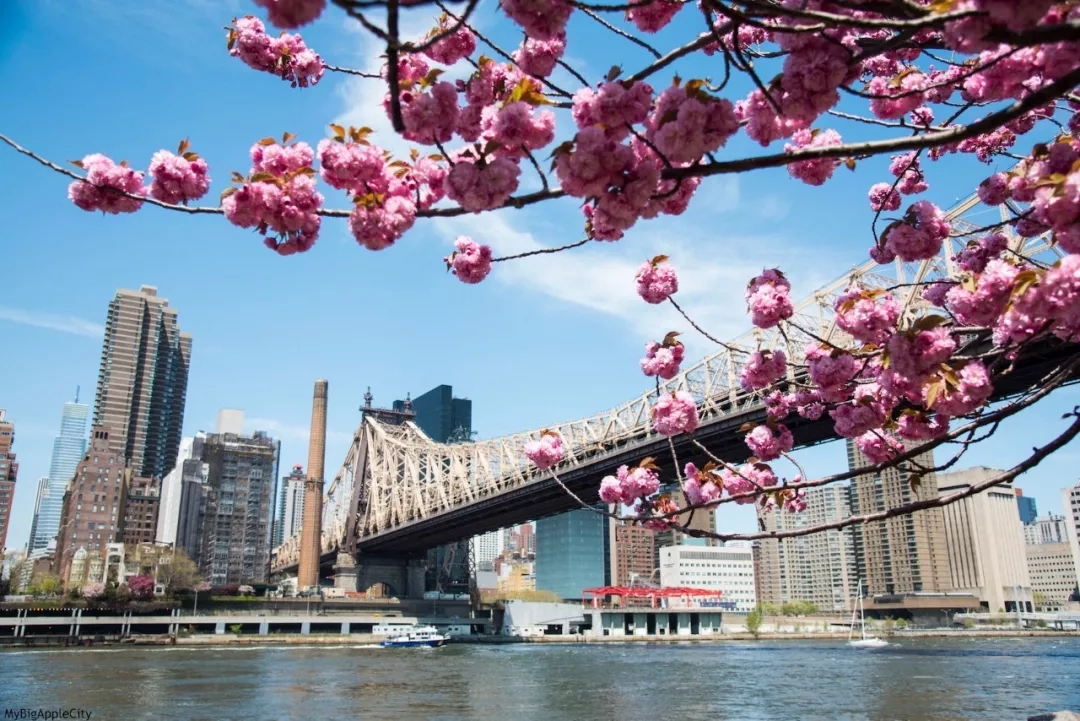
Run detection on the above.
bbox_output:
[2,627,1077,649]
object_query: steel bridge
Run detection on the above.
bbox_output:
[270,191,1074,586]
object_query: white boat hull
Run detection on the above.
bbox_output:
[848,638,888,649]
[380,638,446,649]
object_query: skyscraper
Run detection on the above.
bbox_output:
[27,477,51,554]
[1015,488,1038,525]
[535,507,611,599]
[278,464,307,546]
[847,439,951,596]
[755,484,859,612]
[471,530,504,570]
[29,396,89,552]
[395,384,474,594]
[1061,481,1080,594]
[199,430,280,585]
[0,410,18,554]
[396,385,472,443]
[93,285,192,480]
[938,468,1031,612]
[156,435,206,546]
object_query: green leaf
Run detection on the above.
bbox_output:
[605,65,622,82]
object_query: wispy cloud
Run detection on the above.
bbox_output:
[431,182,839,343]
[0,307,103,338]
[246,417,353,446]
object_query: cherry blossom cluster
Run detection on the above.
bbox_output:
[524,430,564,470]
[253,0,325,29]
[640,332,684,380]
[68,141,212,214]
[635,256,678,304]
[68,154,147,214]
[445,236,493,284]
[227,16,324,88]
[148,140,211,205]
[599,460,661,506]
[222,135,324,255]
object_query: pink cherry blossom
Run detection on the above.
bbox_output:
[525,431,564,470]
[652,391,699,436]
[513,34,566,78]
[646,84,739,164]
[348,194,416,251]
[444,154,521,212]
[316,137,386,194]
[421,22,476,66]
[869,182,902,212]
[684,463,723,506]
[785,128,843,186]
[641,338,685,379]
[229,17,324,87]
[835,286,901,345]
[855,430,905,464]
[68,154,146,214]
[896,411,950,441]
[636,257,678,304]
[147,148,210,204]
[446,236,493,284]
[627,0,683,32]
[955,233,1007,274]
[253,0,325,28]
[740,350,788,391]
[889,152,928,195]
[887,326,956,381]
[745,424,794,462]
[389,81,460,145]
[805,344,857,395]
[926,361,993,417]
[882,200,950,262]
[501,0,573,40]
[746,269,794,329]
[572,81,653,141]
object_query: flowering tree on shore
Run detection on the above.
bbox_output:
[5,0,1080,544]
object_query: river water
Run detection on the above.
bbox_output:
[1,637,1077,720]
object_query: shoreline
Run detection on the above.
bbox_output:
[1,628,1076,650]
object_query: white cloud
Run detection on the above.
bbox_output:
[245,417,353,446]
[0,307,103,338]
[431,178,838,344]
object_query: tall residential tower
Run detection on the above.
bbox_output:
[93,285,192,480]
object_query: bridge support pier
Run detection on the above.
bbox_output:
[349,552,427,599]
[333,553,357,590]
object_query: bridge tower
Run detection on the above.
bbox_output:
[298,379,328,591]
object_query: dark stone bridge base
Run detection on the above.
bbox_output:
[332,552,426,599]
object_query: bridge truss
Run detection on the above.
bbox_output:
[270,192,1064,574]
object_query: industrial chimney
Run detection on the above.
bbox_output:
[297,379,328,591]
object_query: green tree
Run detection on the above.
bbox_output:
[156,549,202,594]
[28,572,63,596]
[746,606,763,637]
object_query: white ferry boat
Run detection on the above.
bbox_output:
[379,625,447,649]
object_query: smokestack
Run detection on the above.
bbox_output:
[298,379,328,590]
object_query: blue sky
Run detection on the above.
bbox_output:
[1,0,1077,552]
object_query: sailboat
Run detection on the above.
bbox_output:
[848,581,889,649]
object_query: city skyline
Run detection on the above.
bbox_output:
[3,2,1080,556]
